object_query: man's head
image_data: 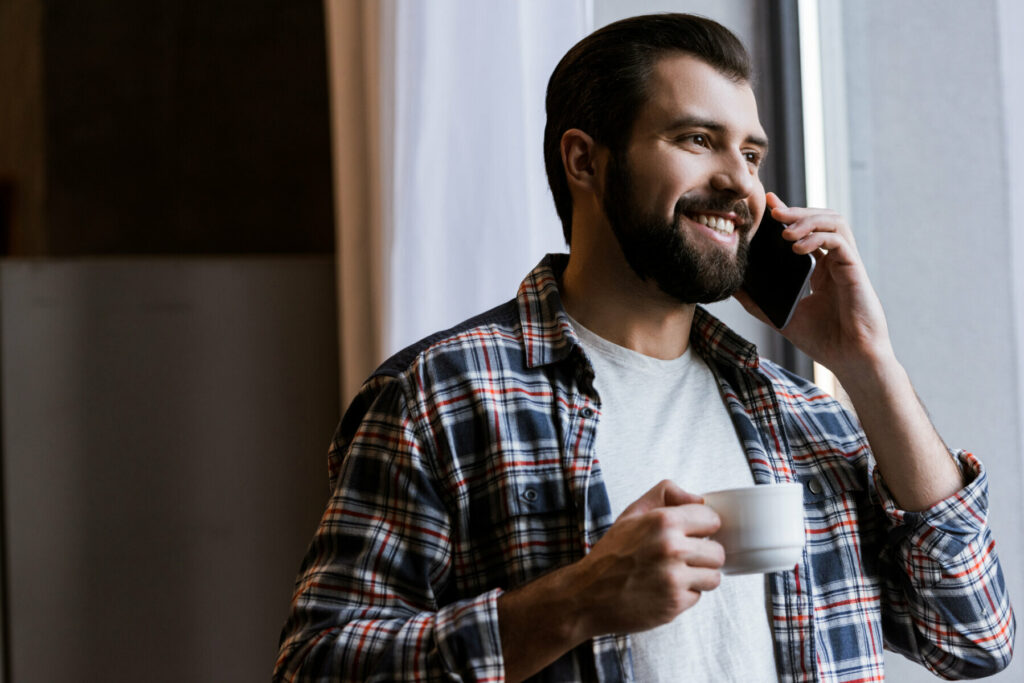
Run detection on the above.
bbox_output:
[545,14,768,304]
[544,13,754,243]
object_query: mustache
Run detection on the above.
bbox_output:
[674,194,754,230]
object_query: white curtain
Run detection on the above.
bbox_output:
[325,0,589,402]
[387,0,590,354]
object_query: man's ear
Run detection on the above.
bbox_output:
[560,129,607,197]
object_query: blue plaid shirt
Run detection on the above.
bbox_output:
[275,254,1014,682]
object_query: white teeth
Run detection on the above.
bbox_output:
[692,214,734,235]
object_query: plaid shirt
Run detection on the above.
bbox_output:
[275,254,1014,682]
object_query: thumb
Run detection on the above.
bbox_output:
[766,191,789,212]
[620,479,703,518]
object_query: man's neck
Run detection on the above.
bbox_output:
[560,250,696,360]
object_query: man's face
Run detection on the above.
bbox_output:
[602,53,768,304]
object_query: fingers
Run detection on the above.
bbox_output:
[787,226,843,256]
[763,199,860,266]
[658,479,704,507]
[651,501,724,544]
[581,491,726,633]
[617,482,725,565]
[765,191,786,211]
[771,204,839,224]
[615,491,724,561]
[681,536,727,570]
[686,566,724,593]
[621,479,703,517]
[659,561,723,622]
[773,207,857,249]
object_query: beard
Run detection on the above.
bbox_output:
[602,154,753,304]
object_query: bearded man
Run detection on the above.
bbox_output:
[274,14,1014,682]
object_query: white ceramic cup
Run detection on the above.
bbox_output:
[702,482,805,575]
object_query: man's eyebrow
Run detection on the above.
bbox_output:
[665,116,770,150]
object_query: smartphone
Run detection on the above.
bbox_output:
[742,211,815,329]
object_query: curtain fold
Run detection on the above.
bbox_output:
[387,0,588,355]
[323,0,386,404]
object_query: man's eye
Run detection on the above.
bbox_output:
[686,133,709,147]
[744,151,763,166]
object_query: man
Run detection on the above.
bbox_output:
[275,14,1014,682]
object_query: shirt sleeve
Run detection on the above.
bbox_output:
[273,375,507,682]
[872,450,1016,678]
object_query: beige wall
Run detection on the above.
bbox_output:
[1,259,338,682]
[838,2,1022,678]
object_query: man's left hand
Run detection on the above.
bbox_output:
[736,192,964,510]
[735,191,895,381]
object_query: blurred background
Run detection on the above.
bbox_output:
[1,0,1022,681]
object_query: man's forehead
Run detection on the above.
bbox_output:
[643,54,766,141]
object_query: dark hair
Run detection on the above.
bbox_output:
[544,14,752,243]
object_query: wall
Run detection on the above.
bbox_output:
[839,1,1022,680]
[0,4,341,677]
[0,258,338,682]
[997,0,1024,559]
[0,0,45,254]
[0,0,333,256]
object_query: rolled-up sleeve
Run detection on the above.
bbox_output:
[273,376,506,682]
[873,450,1015,678]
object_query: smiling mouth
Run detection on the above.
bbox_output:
[687,212,736,236]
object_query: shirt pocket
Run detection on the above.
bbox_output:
[799,460,883,586]
[462,456,577,591]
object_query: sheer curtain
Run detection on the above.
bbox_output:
[389,0,589,353]
[325,0,589,402]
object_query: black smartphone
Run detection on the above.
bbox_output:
[742,211,815,329]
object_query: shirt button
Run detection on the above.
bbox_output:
[521,488,539,503]
[808,478,823,495]
[581,407,595,419]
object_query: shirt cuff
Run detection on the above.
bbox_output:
[435,588,506,682]
[872,451,989,579]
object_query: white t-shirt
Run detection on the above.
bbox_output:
[571,318,778,682]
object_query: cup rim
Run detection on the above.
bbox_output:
[702,481,804,497]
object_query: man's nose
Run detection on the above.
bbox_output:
[709,151,756,198]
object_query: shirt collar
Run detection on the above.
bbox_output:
[516,253,580,368]
[516,253,761,372]
[690,306,761,371]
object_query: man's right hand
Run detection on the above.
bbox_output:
[497,479,724,682]
[574,479,725,633]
